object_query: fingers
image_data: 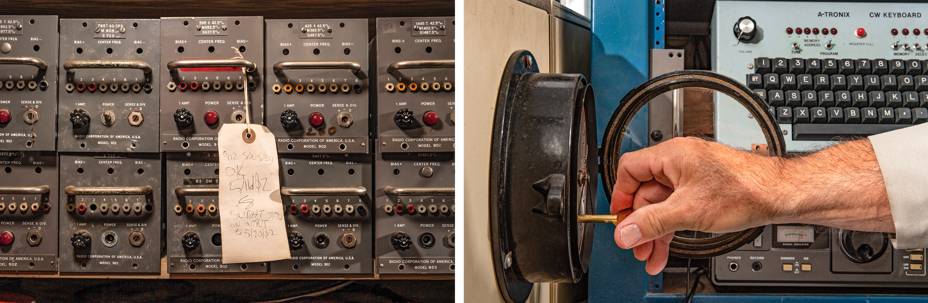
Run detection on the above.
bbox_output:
[614,194,691,249]
[632,240,653,261]
[632,180,672,210]
[646,234,673,275]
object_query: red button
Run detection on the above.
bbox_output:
[309,112,324,127]
[856,28,866,37]
[204,111,219,125]
[0,231,14,246]
[423,111,439,126]
[0,110,10,124]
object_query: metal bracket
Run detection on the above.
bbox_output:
[531,174,566,221]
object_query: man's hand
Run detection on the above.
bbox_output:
[611,137,891,275]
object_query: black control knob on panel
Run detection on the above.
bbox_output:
[288,232,305,250]
[280,109,300,129]
[174,108,193,127]
[182,232,200,251]
[394,108,416,129]
[733,16,757,41]
[69,109,90,128]
[391,231,412,251]
[71,231,91,249]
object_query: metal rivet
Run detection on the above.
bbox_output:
[0,43,11,54]
[504,252,512,269]
[747,113,754,119]
[747,63,754,69]
[782,129,789,135]
[650,130,663,141]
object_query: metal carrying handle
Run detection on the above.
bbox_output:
[280,187,367,196]
[174,187,218,196]
[386,59,454,75]
[273,61,365,78]
[64,186,153,196]
[166,58,257,73]
[383,186,454,196]
[0,185,50,195]
[63,60,153,80]
[0,57,48,72]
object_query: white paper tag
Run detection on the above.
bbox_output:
[217,123,290,264]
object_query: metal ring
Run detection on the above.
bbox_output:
[600,70,785,258]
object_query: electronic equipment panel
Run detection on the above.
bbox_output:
[0,151,57,272]
[0,16,58,151]
[58,19,160,153]
[159,17,264,152]
[714,1,928,152]
[271,153,373,274]
[713,0,928,286]
[265,19,370,154]
[58,153,161,273]
[373,17,455,275]
[165,152,267,273]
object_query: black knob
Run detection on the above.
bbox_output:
[174,108,193,127]
[182,232,200,251]
[733,16,757,41]
[69,109,90,128]
[394,108,415,129]
[288,232,305,250]
[71,231,91,249]
[280,109,299,129]
[391,231,412,251]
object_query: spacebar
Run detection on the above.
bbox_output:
[792,124,912,141]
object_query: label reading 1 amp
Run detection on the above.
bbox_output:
[94,22,127,39]
[0,19,23,36]
[411,19,447,37]
[300,23,333,39]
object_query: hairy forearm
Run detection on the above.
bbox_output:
[766,140,893,232]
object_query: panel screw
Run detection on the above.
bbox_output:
[440,24,446,30]
[327,27,332,33]
[504,252,512,269]
[119,27,126,34]
[16,24,22,30]
[222,25,227,31]
[747,63,754,69]
[747,113,754,119]
[782,129,788,135]
[94,27,101,33]
[301,27,307,33]
[650,130,663,141]
[196,25,201,31]
[413,25,419,31]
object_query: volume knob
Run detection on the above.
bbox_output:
[733,16,757,42]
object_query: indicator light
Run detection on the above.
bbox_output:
[856,28,866,37]
[831,28,838,35]
[204,110,219,125]
[813,28,820,35]
[786,27,793,34]
[903,28,910,35]
[916,29,922,35]
[804,28,811,34]
[892,28,899,35]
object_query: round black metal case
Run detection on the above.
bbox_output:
[490,50,597,303]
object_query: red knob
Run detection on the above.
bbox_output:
[0,231,14,246]
[423,111,439,126]
[204,110,219,125]
[856,28,866,37]
[309,112,324,128]
[0,109,10,124]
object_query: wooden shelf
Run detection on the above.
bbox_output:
[0,257,454,280]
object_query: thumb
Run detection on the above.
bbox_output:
[614,196,691,249]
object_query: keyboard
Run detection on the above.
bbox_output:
[747,57,928,140]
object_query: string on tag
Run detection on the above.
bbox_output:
[231,47,255,143]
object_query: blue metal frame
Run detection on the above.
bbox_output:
[589,0,928,302]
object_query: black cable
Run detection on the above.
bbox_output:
[684,268,706,303]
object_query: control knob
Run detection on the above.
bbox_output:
[69,109,90,128]
[391,231,413,251]
[280,109,299,129]
[289,232,305,250]
[71,231,91,249]
[394,108,416,129]
[182,232,200,251]
[733,16,757,41]
[174,108,193,127]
